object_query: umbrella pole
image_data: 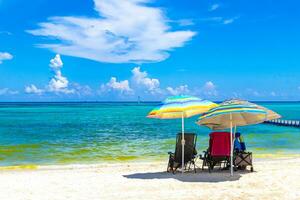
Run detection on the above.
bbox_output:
[230,113,233,176]
[181,112,185,173]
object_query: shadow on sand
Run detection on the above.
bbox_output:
[123,169,253,183]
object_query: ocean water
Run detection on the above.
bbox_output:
[0,102,299,166]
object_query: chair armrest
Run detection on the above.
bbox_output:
[199,150,209,160]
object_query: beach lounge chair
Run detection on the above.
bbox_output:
[167,133,197,174]
[200,132,231,172]
[234,151,254,172]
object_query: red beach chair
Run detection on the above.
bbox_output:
[200,132,232,172]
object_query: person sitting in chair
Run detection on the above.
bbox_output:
[234,132,246,152]
[234,132,252,171]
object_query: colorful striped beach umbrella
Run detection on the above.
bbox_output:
[197,101,268,130]
[221,99,281,121]
[147,95,218,173]
[148,95,218,119]
[196,100,268,176]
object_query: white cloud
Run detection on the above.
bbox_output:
[199,16,239,25]
[47,70,74,94]
[131,66,161,94]
[46,54,74,94]
[223,17,239,25]
[97,68,220,99]
[25,54,76,95]
[209,4,220,11]
[72,83,93,96]
[270,91,276,97]
[0,88,19,95]
[49,54,63,69]
[25,84,44,95]
[27,0,196,64]
[99,66,162,97]
[100,77,133,94]
[0,52,13,64]
[176,19,194,26]
[203,81,218,96]
[223,19,234,25]
[166,85,190,95]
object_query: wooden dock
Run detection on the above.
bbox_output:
[264,119,300,127]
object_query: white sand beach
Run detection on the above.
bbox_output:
[0,157,300,200]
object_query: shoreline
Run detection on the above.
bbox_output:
[1,153,300,171]
[0,153,300,171]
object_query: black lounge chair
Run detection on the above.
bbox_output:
[167,133,197,173]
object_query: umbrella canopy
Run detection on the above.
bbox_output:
[147,95,218,119]
[220,99,281,121]
[147,95,218,173]
[196,102,268,130]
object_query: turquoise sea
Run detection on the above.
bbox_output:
[0,102,299,166]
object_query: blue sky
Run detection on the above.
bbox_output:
[0,0,300,101]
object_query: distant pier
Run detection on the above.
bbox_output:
[264,119,300,127]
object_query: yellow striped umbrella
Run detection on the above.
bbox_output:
[147,95,218,119]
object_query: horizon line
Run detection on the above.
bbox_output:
[0,100,299,103]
